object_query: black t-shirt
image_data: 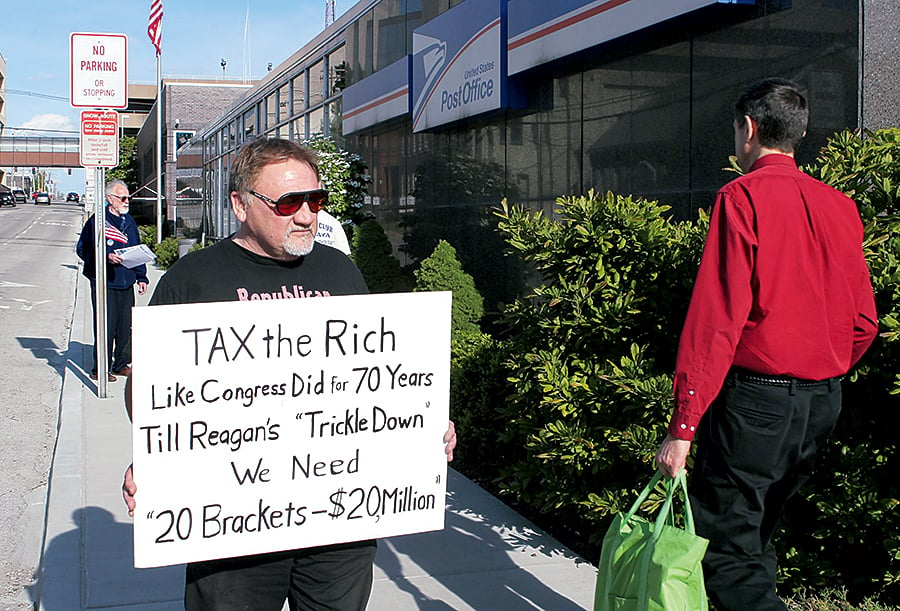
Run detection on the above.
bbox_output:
[149,239,369,307]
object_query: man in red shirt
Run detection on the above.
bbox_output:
[655,78,878,610]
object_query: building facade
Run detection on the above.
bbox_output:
[135,78,254,234]
[193,0,899,306]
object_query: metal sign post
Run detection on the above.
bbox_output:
[92,168,109,396]
[71,31,127,398]
[81,112,120,398]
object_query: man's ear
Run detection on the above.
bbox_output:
[230,192,249,222]
[742,114,757,143]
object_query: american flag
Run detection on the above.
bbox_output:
[148,0,163,56]
[106,222,129,245]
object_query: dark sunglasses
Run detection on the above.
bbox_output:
[249,189,328,215]
[110,194,131,202]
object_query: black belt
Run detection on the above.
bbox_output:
[730,368,841,388]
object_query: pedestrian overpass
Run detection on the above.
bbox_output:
[0,136,81,168]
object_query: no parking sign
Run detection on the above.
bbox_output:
[70,32,128,109]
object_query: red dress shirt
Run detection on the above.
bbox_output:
[668,154,878,440]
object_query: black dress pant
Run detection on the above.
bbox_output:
[89,282,134,374]
[184,540,377,611]
[689,374,841,611]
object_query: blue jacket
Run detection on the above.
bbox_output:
[76,207,149,289]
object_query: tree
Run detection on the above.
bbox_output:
[302,135,370,223]
[107,135,139,187]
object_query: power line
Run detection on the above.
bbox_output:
[3,127,79,134]
[5,89,70,102]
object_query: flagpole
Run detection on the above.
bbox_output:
[155,53,163,244]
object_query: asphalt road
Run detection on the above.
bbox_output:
[0,200,85,609]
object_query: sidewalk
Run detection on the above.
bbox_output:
[36,264,597,610]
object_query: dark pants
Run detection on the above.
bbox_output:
[184,540,377,611]
[689,374,841,611]
[89,282,134,374]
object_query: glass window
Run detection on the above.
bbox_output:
[309,107,325,138]
[406,0,424,51]
[328,46,347,97]
[293,117,307,142]
[688,0,858,215]
[243,107,257,138]
[345,19,361,86]
[505,77,579,213]
[292,74,307,112]
[278,83,291,121]
[582,44,691,216]
[327,98,344,143]
[374,0,405,72]
[309,60,325,107]
[421,0,445,23]
[351,8,375,82]
[228,122,237,150]
[265,93,277,131]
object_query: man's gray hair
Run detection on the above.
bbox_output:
[105,179,129,196]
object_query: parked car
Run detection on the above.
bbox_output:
[35,192,52,205]
[12,189,27,204]
[0,191,15,207]
[66,192,80,203]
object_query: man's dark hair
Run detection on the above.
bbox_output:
[733,78,808,153]
[229,138,320,193]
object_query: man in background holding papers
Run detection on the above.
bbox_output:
[76,179,149,381]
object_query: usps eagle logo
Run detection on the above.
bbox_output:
[412,33,446,127]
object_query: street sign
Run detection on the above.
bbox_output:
[80,110,120,167]
[70,32,128,109]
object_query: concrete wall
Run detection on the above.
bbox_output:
[861,0,900,129]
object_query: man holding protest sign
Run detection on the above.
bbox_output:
[122,137,456,610]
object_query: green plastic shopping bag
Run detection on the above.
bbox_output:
[594,471,708,611]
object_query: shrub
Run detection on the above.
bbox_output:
[448,331,515,485]
[138,224,157,247]
[494,191,706,549]
[153,237,179,270]
[350,219,411,293]
[786,588,898,610]
[414,240,484,333]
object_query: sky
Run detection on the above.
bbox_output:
[1,0,358,194]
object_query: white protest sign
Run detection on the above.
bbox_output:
[131,291,451,568]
